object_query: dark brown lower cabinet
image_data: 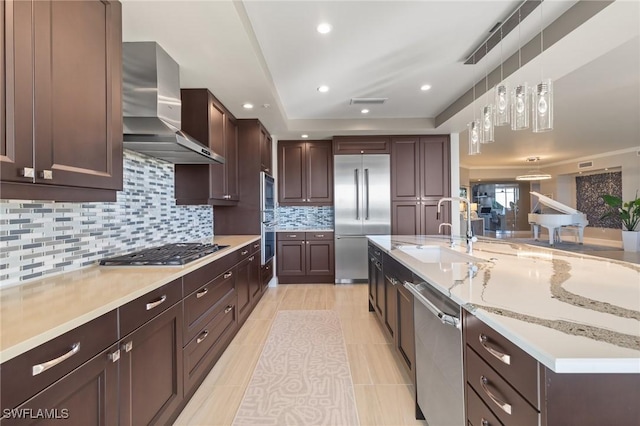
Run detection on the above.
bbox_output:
[396,277,415,376]
[276,232,335,284]
[4,344,120,426]
[236,257,252,322]
[249,252,261,301]
[261,259,274,292]
[383,274,397,338]
[119,302,184,426]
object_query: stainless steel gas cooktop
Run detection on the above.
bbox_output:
[99,243,229,266]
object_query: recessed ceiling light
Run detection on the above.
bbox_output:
[317,85,329,93]
[361,109,370,114]
[242,103,253,109]
[317,23,332,34]
[420,84,432,91]
[301,134,309,139]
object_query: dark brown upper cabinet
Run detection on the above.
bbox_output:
[1,0,123,202]
[175,89,238,206]
[391,136,450,235]
[278,140,333,206]
[260,126,272,174]
[333,136,390,155]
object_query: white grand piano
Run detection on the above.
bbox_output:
[528,191,589,246]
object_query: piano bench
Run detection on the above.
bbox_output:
[555,226,581,243]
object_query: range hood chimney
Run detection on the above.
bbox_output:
[122,42,224,164]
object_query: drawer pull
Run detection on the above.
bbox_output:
[479,334,511,365]
[196,288,209,298]
[122,341,133,353]
[108,349,120,363]
[481,419,490,426]
[315,234,325,238]
[480,376,512,415]
[146,295,167,310]
[287,234,297,238]
[197,330,209,344]
[249,256,255,261]
[224,271,233,279]
[224,305,233,314]
[241,250,249,255]
[32,342,80,376]
[374,250,381,256]
[385,275,400,286]
[254,243,260,248]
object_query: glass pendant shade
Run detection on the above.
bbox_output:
[494,83,510,126]
[468,120,481,155]
[511,83,530,130]
[481,105,494,143]
[533,79,553,132]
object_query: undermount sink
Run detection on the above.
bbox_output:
[397,245,484,264]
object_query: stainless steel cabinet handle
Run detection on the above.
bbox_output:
[404,282,460,329]
[481,419,490,426]
[385,275,399,286]
[224,271,233,279]
[122,341,133,352]
[146,295,167,310]
[249,256,255,261]
[354,169,360,220]
[479,334,511,365]
[288,234,297,238]
[39,170,53,180]
[19,167,35,178]
[224,305,233,314]
[480,376,512,415]
[374,250,381,256]
[254,243,260,248]
[197,330,209,344]
[196,288,209,298]
[108,349,120,363]
[315,234,324,238]
[32,342,81,376]
[364,168,370,220]
[241,250,249,255]
[265,266,270,270]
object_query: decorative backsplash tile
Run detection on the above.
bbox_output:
[276,206,334,229]
[0,150,213,288]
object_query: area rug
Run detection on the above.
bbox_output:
[232,310,359,426]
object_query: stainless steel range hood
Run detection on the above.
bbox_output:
[122,42,224,164]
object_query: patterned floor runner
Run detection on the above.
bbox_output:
[232,310,359,426]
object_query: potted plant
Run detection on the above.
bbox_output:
[600,193,640,252]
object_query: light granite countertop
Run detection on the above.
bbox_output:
[0,235,260,363]
[367,235,640,374]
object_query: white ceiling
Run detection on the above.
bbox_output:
[121,0,640,171]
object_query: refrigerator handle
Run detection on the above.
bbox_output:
[354,169,360,220]
[364,168,370,220]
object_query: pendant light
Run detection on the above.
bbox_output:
[511,9,529,131]
[515,157,551,181]
[494,27,510,126]
[468,82,481,155]
[533,3,554,132]
[481,48,494,143]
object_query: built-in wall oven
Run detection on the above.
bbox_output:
[260,172,276,265]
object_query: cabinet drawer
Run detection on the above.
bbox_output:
[119,278,182,337]
[184,267,235,344]
[305,231,333,241]
[249,239,261,254]
[467,385,504,426]
[183,250,238,295]
[466,347,539,426]
[183,291,237,392]
[368,243,383,263]
[238,243,252,260]
[464,312,539,407]
[278,232,305,241]
[0,310,117,411]
[262,259,274,286]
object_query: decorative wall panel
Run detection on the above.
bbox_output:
[576,171,622,229]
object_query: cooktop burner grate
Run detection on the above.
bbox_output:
[99,243,230,266]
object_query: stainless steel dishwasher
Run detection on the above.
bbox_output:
[405,280,464,426]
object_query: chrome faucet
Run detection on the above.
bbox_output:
[437,197,477,254]
[438,222,454,246]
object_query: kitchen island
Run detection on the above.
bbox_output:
[369,234,640,425]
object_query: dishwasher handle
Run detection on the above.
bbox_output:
[404,281,460,329]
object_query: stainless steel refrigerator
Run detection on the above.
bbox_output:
[334,155,390,283]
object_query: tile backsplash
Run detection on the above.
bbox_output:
[0,150,213,288]
[276,206,334,229]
